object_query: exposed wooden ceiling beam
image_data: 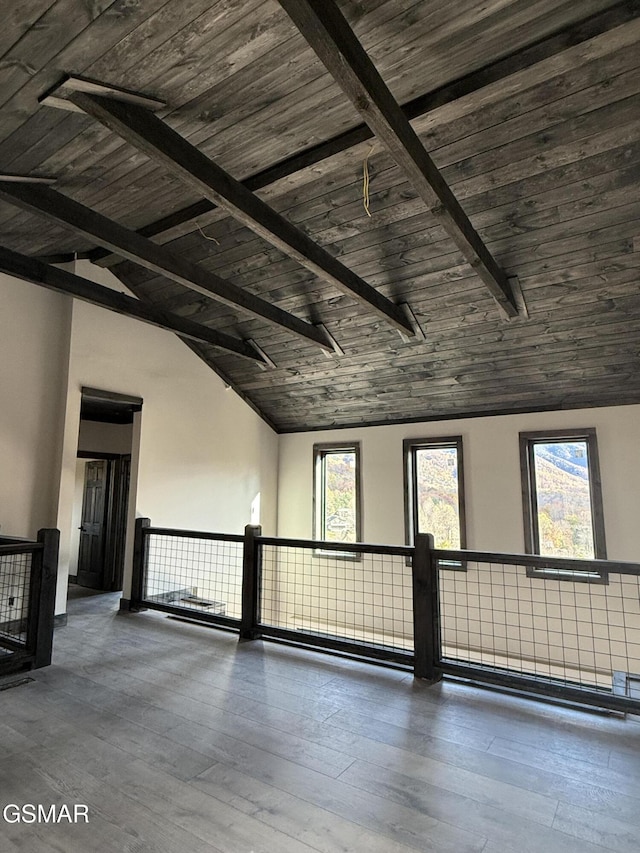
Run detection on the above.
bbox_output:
[0,181,332,353]
[60,89,415,337]
[0,246,264,363]
[53,1,637,269]
[277,0,521,319]
[39,73,166,112]
[0,174,56,184]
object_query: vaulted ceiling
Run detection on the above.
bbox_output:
[1,0,639,432]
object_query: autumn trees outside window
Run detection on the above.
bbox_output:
[403,437,467,563]
[311,431,606,581]
[313,442,362,544]
[519,429,607,582]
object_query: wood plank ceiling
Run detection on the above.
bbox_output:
[0,0,639,432]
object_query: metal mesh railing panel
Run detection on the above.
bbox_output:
[439,560,640,692]
[259,544,413,652]
[144,533,243,621]
[0,551,31,650]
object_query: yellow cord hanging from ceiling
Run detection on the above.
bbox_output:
[362,144,376,217]
[195,220,220,245]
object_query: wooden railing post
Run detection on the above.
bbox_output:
[413,533,442,682]
[240,524,262,640]
[30,528,59,669]
[130,517,151,611]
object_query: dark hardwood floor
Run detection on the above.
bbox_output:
[1,587,639,852]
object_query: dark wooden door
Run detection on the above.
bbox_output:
[77,460,108,589]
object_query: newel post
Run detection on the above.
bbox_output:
[31,528,60,669]
[412,532,442,682]
[240,524,262,640]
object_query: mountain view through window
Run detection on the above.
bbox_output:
[532,440,595,559]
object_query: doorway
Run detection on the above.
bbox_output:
[70,388,142,592]
[76,455,131,590]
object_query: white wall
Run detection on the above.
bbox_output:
[277,405,640,561]
[0,273,71,537]
[1,263,279,615]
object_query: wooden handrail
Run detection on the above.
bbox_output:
[432,548,640,577]
[0,542,44,555]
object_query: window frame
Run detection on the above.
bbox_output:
[313,441,362,556]
[519,428,607,583]
[403,436,467,569]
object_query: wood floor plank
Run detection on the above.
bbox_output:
[15,679,219,782]
[249,703,559,826]
[193,749,486,853]
[165,715,353,780]
[608,745,640,775]
[488,736,640,797]
[100,754,331,853]
[2,753,224,853]
[0,692,82,747]
[34,666,187,734]
[184,759,466,853]
[412,681,640,756]
[26,734,143,784]
[337,758,616,853]
[0,719,41,756]
[481,841,609,853]
[553,801,640,853]
[100,640,405,710]
[0,835,21,853]
[108,651,345,721]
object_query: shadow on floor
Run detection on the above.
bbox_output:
[66,582,122,614]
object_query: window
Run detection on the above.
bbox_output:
[404,437,466,565]
[313,442,362,546]
[519,429,607,582]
